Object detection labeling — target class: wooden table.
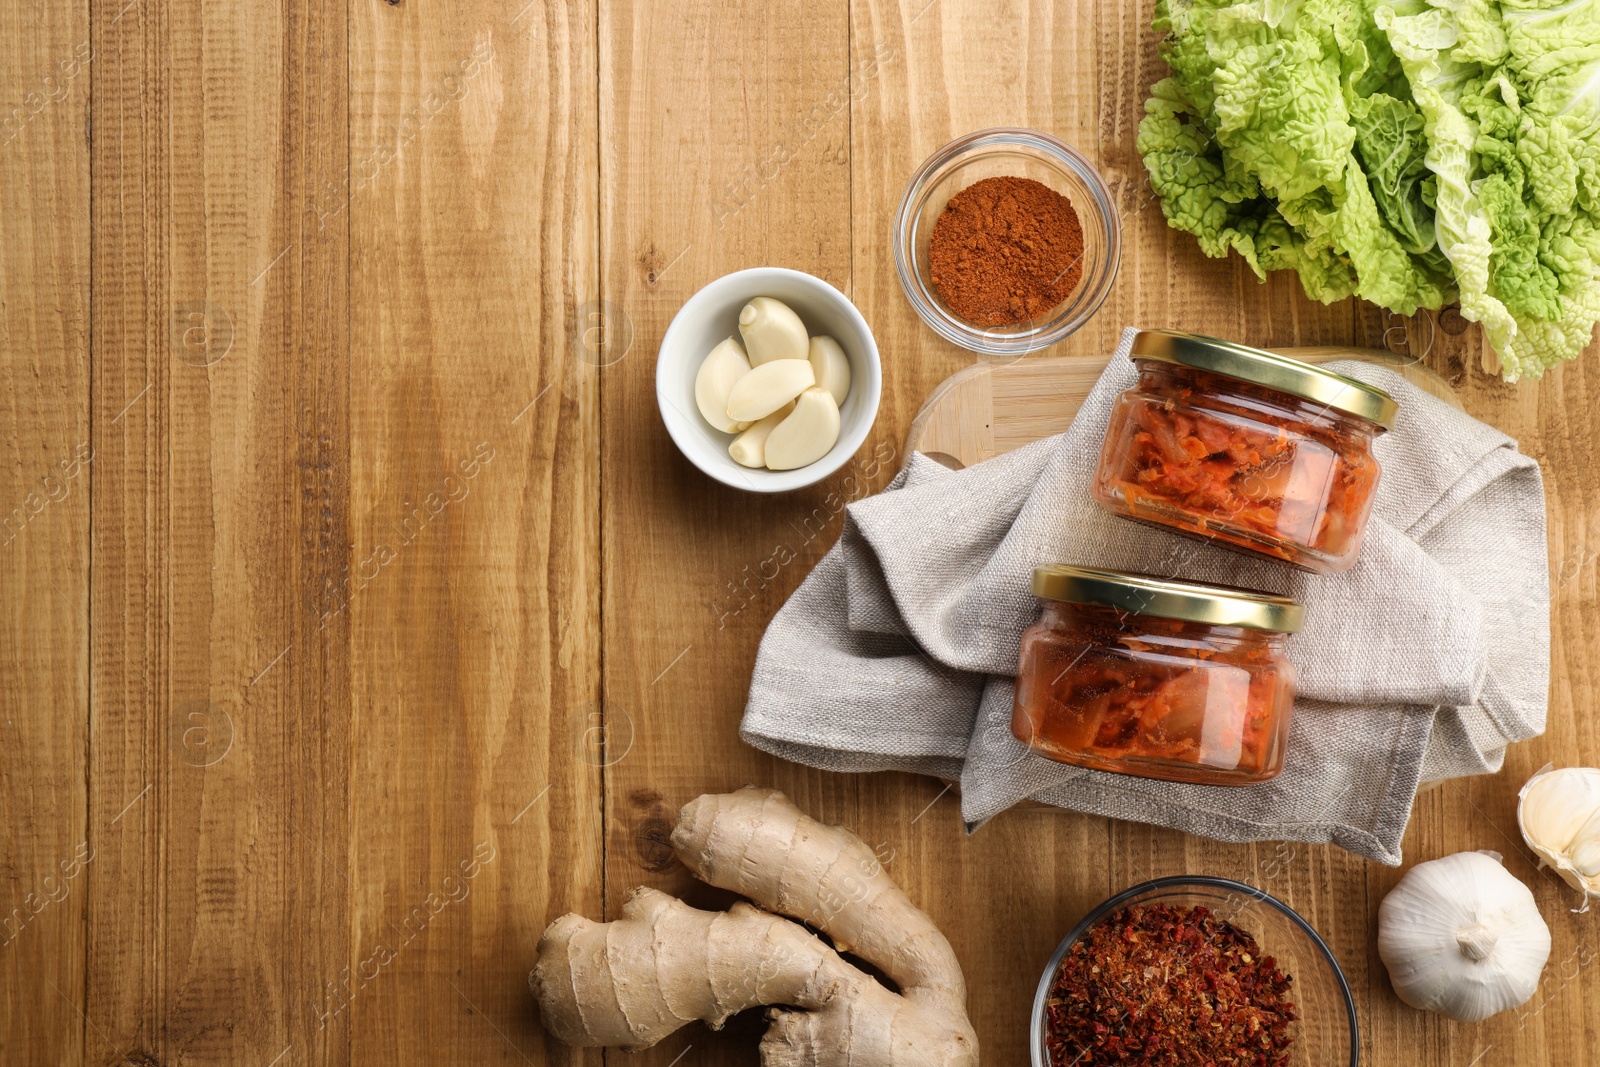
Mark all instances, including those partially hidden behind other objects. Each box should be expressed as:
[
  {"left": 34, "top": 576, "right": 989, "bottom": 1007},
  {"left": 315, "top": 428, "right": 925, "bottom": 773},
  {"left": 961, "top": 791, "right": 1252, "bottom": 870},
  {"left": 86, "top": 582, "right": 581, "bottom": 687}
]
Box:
[{"left": 3, "top": 2, "right": 1596, "bottom": 1064}]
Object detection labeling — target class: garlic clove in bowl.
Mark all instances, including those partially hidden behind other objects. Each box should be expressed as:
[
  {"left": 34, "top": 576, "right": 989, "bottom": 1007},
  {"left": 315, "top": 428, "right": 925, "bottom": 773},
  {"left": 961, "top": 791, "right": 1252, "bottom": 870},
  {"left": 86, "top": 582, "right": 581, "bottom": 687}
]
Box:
[
  {"left": 808, "top": 335, "right": 852, "bottom": 406},
  {"left": 1519, "top": 766, "right": 1600, "bottom": 899},
  {"left": 726, "top": 359, "right": 815, "bottom": 424},
  {"left": 738, "top": 297, "right": 810, "bottom": 365},
  {"left": 764, "top": 387, "right": 840, "bottom": 471},
  {"left": 1377, "top": 851, "right": 1550, "bottom": 1022},
  {"left": 728, "top": 402, "right": 794, "bottom": 469},
  {"left": 694, "top": 336, "right": 754, "bottom": 433}
]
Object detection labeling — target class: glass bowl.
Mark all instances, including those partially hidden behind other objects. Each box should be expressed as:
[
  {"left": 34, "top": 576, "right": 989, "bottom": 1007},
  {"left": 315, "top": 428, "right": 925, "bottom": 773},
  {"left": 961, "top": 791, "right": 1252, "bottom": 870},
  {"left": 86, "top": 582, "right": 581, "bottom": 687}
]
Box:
[
  {"left": 894, "top": 128, "right": 1121, "bottom": 357},
  {"left": 1030, "top": 876, "right": 1358, "bottom": 1067}
]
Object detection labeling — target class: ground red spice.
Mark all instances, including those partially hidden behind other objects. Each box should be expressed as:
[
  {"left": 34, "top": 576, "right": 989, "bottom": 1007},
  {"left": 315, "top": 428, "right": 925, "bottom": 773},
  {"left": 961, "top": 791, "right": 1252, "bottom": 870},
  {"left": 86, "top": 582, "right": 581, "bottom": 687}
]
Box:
[
  {"left": 1045, "top": 903, "right": 1296, "bottom": 1067},
  {"left": 928, "top": 175, "right": 1085, "bottom": 326}
]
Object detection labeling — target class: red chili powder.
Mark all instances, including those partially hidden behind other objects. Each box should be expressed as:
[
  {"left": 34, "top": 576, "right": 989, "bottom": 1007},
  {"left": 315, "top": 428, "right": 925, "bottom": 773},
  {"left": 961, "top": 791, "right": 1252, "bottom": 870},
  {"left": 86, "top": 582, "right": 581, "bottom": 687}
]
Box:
[
  {"left": 927, "top": 175, "right": 1085, "bottom": 327},
  {"left": 1045, "top": 903, "right": 1296, "bottom": 1066}
]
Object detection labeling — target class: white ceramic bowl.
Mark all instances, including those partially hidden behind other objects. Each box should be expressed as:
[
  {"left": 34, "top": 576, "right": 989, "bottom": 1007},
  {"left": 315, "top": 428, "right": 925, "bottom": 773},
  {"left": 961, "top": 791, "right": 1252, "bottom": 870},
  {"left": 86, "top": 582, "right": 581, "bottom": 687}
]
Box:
[{"left": 656, "top": 268, "right": 882, "bottom": 493}]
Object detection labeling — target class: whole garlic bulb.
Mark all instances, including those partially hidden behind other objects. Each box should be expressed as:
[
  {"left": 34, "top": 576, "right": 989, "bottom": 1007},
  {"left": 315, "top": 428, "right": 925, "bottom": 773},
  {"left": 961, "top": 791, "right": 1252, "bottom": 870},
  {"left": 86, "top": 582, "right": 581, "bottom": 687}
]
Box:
[
  {"left": 1377, "top": 851, "right": 1550, "bottom": 1022},
  {"left": 1518, "top": 766, "right": 1600, "bottom": 899}
]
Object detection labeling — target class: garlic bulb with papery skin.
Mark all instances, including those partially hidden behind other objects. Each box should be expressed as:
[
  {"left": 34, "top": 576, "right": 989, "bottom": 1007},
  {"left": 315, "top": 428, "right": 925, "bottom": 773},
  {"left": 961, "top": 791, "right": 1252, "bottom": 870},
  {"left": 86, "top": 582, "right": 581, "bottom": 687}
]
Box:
[
  {"left": 1519, "top": 766, "right": 1600, "bottom": 899},
  {"left": 1377, "top": 851, "right": 1550, "bottom": 1022}
]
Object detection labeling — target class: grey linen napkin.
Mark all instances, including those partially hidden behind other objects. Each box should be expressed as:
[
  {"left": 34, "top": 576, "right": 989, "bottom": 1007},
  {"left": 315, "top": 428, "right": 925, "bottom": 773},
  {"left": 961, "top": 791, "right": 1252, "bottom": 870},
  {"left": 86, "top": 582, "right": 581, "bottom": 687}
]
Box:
[{"left": 741, "top": 328, "right": 1549, "bottom": 864}]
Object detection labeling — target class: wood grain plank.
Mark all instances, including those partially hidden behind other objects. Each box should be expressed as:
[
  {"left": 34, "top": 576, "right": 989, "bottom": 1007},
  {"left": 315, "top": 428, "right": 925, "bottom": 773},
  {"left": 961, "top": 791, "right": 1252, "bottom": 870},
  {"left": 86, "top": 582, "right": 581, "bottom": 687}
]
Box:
[
  {"left": 86, "top": 0, "right": 352, "bottom": 1063},
  {"left": 845, "top": 2, "right": 1121, "bottom": 1064},
  {"left": 345, "top": 3, "right": 602, "bottom": 1063},
  {"left": 0, "top": 0, "right": 90, "bottom": 1061},
  {"left": 598, "top": 2, "right": 871, "bottom": 1063}
]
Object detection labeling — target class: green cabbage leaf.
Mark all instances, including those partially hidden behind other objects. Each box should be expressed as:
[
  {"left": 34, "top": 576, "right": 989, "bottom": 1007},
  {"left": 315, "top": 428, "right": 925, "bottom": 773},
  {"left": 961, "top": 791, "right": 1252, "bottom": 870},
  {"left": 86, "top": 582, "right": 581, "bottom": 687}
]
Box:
[{"left": 1140, "top": 0, "right": 1600, "bottom": 380}]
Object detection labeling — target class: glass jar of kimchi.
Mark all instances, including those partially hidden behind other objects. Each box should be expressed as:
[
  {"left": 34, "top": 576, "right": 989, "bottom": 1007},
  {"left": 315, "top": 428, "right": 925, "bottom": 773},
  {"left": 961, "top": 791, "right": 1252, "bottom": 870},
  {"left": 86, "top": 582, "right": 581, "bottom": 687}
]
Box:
[
  {"left": 1012, "top": 565, "right": 1303, "bottom": 786},
  {"left": 1093, "top": 330, "right": 1398, "bottom": 574}
]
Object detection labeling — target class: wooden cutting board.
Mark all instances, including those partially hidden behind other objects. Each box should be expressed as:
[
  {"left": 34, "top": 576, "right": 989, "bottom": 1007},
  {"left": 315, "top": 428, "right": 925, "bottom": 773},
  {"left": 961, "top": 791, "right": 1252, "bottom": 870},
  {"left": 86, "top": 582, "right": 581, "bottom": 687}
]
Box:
[{"left": 905, "top": 346, "right": 1462, "bottom": 469}]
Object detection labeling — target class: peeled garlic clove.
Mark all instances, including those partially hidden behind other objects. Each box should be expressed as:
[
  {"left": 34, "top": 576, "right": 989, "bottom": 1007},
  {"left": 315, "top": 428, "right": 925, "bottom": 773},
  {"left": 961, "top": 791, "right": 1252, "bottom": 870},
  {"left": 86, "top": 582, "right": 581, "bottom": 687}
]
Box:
[
  {"left": 738, "top": 297, "right": 809, "bottom": 365},
  {"left": 725, "top": 358, "right": 815, "bottom": 423},
  {"left": 1518, "top": 766, "right": 1600, "bottom": 897},
  {"left": 764, "top": 387, "right": 840, "bottom": 471},
  {"left": 728, "top": 402, "right": 794, "bottom": 468},
  {"left": 1377, "top": 851, "right": 1550, "bottom": 1022},
  {"left": 694, "top": 337, "right": 753, "bottom": 433},
  {"left": 808, "top": 335, "right": 852, "bottom": 406}
]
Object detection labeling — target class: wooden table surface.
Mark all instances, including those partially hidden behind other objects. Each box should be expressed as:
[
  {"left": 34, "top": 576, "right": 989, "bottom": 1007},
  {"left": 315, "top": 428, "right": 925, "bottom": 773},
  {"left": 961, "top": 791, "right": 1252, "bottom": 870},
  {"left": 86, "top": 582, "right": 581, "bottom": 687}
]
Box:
[{"left": 3, "top": 1, "right": 1597, "bottom": 1064}]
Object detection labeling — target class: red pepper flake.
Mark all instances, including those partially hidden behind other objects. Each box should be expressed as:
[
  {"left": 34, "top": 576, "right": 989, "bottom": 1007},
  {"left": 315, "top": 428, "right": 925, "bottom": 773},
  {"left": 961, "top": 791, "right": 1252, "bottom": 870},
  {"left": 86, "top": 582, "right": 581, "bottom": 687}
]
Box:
[{"left": 1045, "top": 903, "right": 1296, "bottom": 1066}]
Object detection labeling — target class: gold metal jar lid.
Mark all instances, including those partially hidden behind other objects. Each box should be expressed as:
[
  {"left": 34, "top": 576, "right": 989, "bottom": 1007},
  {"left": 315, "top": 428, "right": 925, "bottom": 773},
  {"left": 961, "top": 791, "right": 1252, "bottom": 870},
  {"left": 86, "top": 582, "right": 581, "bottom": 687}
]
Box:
[
  {"left": 1130, "top": 329, "right": 1398, "bottom": 430},
  {"left": 1032, "top": 565, "right": 1304, "bottom": 633}
]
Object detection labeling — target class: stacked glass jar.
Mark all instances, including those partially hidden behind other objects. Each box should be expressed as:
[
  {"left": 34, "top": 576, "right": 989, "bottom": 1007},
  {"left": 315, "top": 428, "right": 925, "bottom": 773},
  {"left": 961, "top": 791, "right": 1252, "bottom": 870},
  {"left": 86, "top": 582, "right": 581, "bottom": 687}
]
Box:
[{"left": 1012, "top": 331, "right": 1398, "bottom": 785}]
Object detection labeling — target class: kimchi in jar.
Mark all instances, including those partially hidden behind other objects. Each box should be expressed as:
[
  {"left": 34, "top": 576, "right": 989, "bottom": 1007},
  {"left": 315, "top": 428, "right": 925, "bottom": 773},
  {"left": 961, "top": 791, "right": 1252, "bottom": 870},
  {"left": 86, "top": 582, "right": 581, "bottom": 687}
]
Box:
[
  {"left": 1093, "top": 331, "right": 1398, "bottom": 574},
  {"left": 1012, "top": 566, "right": 1303, "bottom": 786}
]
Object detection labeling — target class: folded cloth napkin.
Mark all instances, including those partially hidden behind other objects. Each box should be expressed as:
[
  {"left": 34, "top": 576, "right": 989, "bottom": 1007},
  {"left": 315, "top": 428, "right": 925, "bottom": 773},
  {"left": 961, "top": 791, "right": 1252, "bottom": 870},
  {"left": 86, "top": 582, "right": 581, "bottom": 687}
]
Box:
[{"left": 741, "top": 328, "right": 1550, "bottom": 864}]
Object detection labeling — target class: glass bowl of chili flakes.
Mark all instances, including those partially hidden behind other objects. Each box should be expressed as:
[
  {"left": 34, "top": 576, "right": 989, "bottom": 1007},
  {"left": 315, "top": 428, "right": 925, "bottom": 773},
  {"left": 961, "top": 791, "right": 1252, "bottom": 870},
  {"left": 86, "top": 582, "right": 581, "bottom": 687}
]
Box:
[
  {"left": 894, "top": 128, "right": 1121, "bottom": 357},
  {"left": 1031, "top": 876, "right": 1357, "bottom": 1067}
]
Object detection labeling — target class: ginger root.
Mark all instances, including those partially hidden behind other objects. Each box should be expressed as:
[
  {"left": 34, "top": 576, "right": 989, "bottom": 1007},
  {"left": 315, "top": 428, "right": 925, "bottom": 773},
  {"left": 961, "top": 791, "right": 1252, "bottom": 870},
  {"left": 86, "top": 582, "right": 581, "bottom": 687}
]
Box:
[{"left": 531, "top": 786, "right": 978, "bottom": 1066}]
